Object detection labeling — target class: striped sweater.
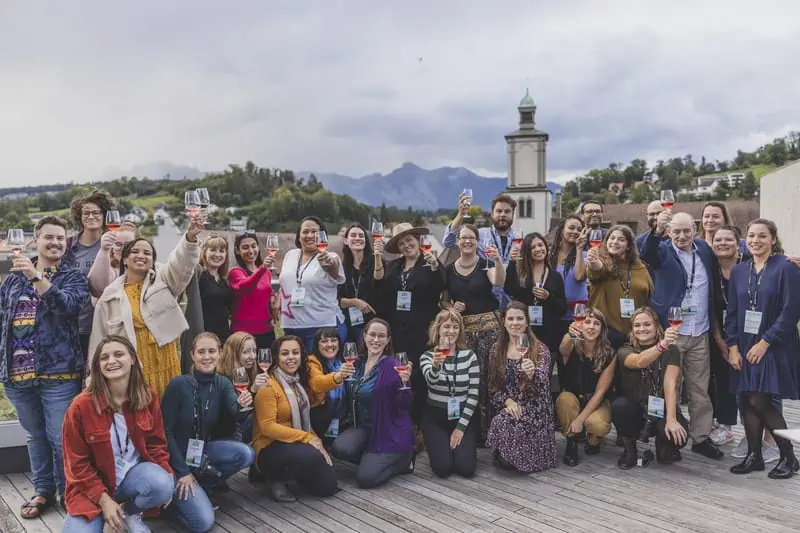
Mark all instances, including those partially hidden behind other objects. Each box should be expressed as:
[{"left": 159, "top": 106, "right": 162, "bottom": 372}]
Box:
[{"left": 419, "top": 348, "right": 480, "bottom": 432}]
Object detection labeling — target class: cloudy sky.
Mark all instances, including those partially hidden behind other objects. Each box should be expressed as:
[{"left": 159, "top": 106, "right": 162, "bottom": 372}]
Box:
[{"left": 2, "top": 1, "right": 799, "bottom": 186}]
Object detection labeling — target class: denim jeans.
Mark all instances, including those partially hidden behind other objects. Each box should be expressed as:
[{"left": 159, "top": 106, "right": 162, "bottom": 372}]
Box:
[
  {"left": 285, "top": 319, "right": 347, "bottom": 353},
  {"left": 5, "top": 379, "right": 81, "bottom": 496},
  {"left": 169, "top": 440, "right": 255, "bottom": 533},
  {"left": 62, "top": 462, "right": 173, "bottom": 533}
]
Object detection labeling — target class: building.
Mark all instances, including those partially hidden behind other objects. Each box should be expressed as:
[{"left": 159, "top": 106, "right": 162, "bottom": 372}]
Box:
[
  {"left": 503, "top": 89, "right": 551, "bottom": 236},
  {"left": 760, "top": 160, "right": 800, "bottom": 256},
  {"left": 679, "top": 176, "right": 722, "bottom": 199}
]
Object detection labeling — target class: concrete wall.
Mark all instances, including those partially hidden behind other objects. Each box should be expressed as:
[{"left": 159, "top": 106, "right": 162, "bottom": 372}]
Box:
[{"left": 760, "top": 160, "right": 800, "bottom": 257}]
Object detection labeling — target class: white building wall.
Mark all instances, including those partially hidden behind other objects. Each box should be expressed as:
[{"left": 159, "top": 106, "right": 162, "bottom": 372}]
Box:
[
  {"left": 508, "top": 191, "right": 552, "bottom": 237},
  {"left": 760, "top": 160, "right": 800, "bottom": 256}
]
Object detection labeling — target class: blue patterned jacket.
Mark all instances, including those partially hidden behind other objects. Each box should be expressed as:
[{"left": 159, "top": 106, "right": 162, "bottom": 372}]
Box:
[{"left": 0, "top": 262, "right": 90, "bottom": 382}]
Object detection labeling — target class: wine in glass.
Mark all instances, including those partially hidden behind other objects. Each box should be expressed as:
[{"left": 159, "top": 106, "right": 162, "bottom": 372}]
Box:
[
  {"left": 573, "top": 303, "right": 588, "bottom": 339},
  {"left": 482, "top": 233, "right": 494, "bottom": 271},
  {"left": 395, "top": 352, "right": 411, "bottom": 390},
  {"left": 315, "top": 231, "right": 329, "bottom": 252},
  {"left": 258, "top": 349, "right": 272, "bottom": 373},
  {"left": 371, "top": 221, "right": 384, "bottom": 243},
  {"left": 7, "top": 229, "right": 25, "bottom": 256},
  {"left": 589, "top": 229, "right": 603, "bottom": 249},
  {"left": 196, "top": 188, "right": 211, "bottom": 224},
  {"left": 437, "top": 336, "right": 452, "bottom": 359},
  {"left": 184, "top": 190, "right": 201, "bottom": 218},
  {"left": 265, "top": 234, "right": 279, "bottom": 272},
  {"left": 420, "top": 234, "right": 433, "bottom": 254},
  {"left": 106, "top": 211, "right": 122, "bottom": 232},
  {"left": 660, "top": 189, "right": 675, "bottom": 210},
  {"left": 511, "top": 227, "right": 523, "bottom": 247},
  {"left": 233, "top": 367, "right": 253, "bottom": 411},
  {"left": 668, "top": 307, "right": 683, "bottom": 329},
  {"left": 343, "top": 342, "right": 358, "bottom": 381},
  {"left": 461, "top": 188, "right": 473, "bottom": 207},
  {"left": 516, "top": 334, "right": 530, "bottom": 357}
]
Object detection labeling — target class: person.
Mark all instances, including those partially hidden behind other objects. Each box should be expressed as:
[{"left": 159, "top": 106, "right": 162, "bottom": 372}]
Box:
[
  {"left": 419, "top": 309, "right": 480, "bottom": 478},
  {"left": 62, "top": 336, "right": 173, "bottom": 533},
  {"left": 89, "top": 214, "right": 203, "bottom": 397},
  {"left": 215, "top": 331, "right": 267, "bottom": 444},
  {"left": 0, "top": 216, "right": 89, "bottom": 519},
  {"left": 339, "top": 223, "right": 378, "bottom": 343},
  {"left": 556, "top": 307, "right": 616, "bottom": 466},
  {"left": 442, "top": 193, "right": 519, "bottom": 310},
  {"left": 252, "top": 335, "right": 351, "bottom": 502},
  {"left": 580, "top": 201, "right": 606, "bottom": 236},
  {"left": 485, "top": 301, "right": 556, "bottom": 473},
  {"left": 87, "top": 221, "right": 139, "bottom": 296},
  {"left": 279, "top": 217, "right": 346, "bottom": 352},
  {"left": 634, "top": 200, "right": 665, "bottom": 255},
  {"left": 63, "top": 189, "right": 115, "bottom": 361},
  {"left": 697, "top": 201, "right": 732, "bottom": 247},
  {"left": 160, "top": 333, "right": 256, "bottom": 532},
  {"left": 641, "top": 210, "right": 724, "bottom": 459},
  {"left": 229, "top": 231, "right": 276, "bottom": 350},
  {"left": 331, "top": 319, "right": 415, "bottom": 488},
  {"left": 612, "top": 307, "right": 689, "bottom": 468},
  {"left": 442, "top": 224, "right": 504, "bottom": 442},
  {"left": 548, "top": 215, "right": 588, "bottom": 334},
  {"left": 374, "top": 222, "right": 445, "bottom": 425},
  {"left": 726, "top": 219, "right": 800, "bottom": 479},
  {"left": 309, "top": 328, "right": 348, "bottom": 441},
  {"left": 586, "top": 225, "right": 653, "bottom": 349}
]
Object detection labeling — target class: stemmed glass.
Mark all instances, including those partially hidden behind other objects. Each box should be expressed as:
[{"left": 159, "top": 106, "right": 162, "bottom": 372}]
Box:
[
  {"left": 482, "top": 233, "right": 494, "bottom": 271},
  {"left": 184, "top": 190, "right": 201, "bottom": 218},
  {"left": 461, "top": 188, "right": 473, "bottom": 207},
  {"left": 233, "top": 368, "right": 253, "bottom": 411},
  {"left": 343, "top": 342, "right": 358, "bottom": 382},
  {"left": 258, "top": 349, "right": 272, "bottom": 373},
  {"left": 265, "top": 234, "right": 279, "bottom": 273},
  {"left": 572, "top": 303, "right": 587, "bottom": 340},
  {"left": 437, "top": 336, "right": 453, "bottom": 358},
  {"left": 511, "top": 227, "right": 523, "bottom": 248},
  {"left": 516, "top": 334, "right": 530, "bottom": 357},
  {"left": 315, "top": 231, "right": 329, "bottom": 253},
  {"left": 589, "top": 229, "right": 603, "bottom": 249},
  {"left": 668, "top": 307, "right": 683, "bottom": 329},
  {"left": 395, "top": 352, "right": 411, "bottom": 391},
  {"left": 106, "top": 211, "right": 121, "bottom": 232},
  {"left": 371, "top": 221, "right": 384, "bottom": 243},
  {"left": 420, "top": 235, "right": 434, "bottom": 268},
  {"left": 660, "top": 189, "right": 675, "bottom": 210},
  {"left": 196, "top": 188, "right": 211, "bottom": 224},
  {"left": 7, "top": 229, "right": 25, "bottom": 256}
]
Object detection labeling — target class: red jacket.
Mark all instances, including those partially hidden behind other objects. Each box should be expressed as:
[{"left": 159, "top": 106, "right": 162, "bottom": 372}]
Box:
[
  {"left": 229, "top": 265, "right": 274, "bottom": 334},
  {"left": 62, "top": 390, "right": 173, "bottom": 521}
]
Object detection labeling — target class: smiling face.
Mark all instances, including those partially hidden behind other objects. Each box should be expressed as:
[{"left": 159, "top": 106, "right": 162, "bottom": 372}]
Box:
[
  {"left": 239, "top": 338, "right": 257, "bottom": 369},
  {"left": 504, "top": 308, "right": 528, "bottom": 337},
  {"left": 581, "top": 315, "right": 602, "bottom": 342},
  {"left": 702, "top": 206, "right": 726, "bottom": 236},
  {"left": 397, "top": 234, "right": 420, "bottom": 260},
  {"left": 345, "top": 227, "right": 366, "bottom": 253},
  {"left": 438, "top": 318, "right": 461, "bottom": 345},
  {"left": 98, "top": 340, "right": 134, "bottom": 381},
  {"left": 712, "top": 228, "right": 739, "bottom": 260},
  {"left": 111, "top": 229, "right": 136, "bottom": 267},
  {"left": 646, "top": 201, "right": 663, "bottom": 231},
  {"left": 668, "top": 213, "right": 696, "bottom": 251},
  {"left": 582, "top": 203, "right": 603, "bottom": 228},
  {"left": 632, "top": 312, "right": 658, "bottom": 345},
  {"left": 364, "top": 322, "right": 390, "bottom": 356},
  {"left": 457, "top": 227, "right": 478, "bottom": 255},
  {"left": 35, "top": 223, "right": 67, "bottom": 262},
  {"left": 562, "top": 218, "right": 583, "bottom": 245},
  {"left": 606, "top": 230, "right": 629, "bottom": 258},
  {"left": 81, "top": 202, "right": 105, "bottom": 232},
  {"left": 123, "top": 240, "right": 155, "bottom": 274},
  {"left": 277, "top": 339, "right": 303, "bottom": 375},
  {"left": 205, "top": 244, "right": 227, "bottom": 269},
  {"left": 318, "top": 335, "right": 340, "bottom": 360},
  {"left": 237, "top": 237, "right": 259, "bottom": 265},
  {"left": 191, "top": 336, "right": 221, "bottom": 374},
  {"left": 746, "top": 223, "right": 776, "bottom": 258},
  {"left": 299, "top": 220, "right": 321, "bottom": 252},
  {"left": 529, "top": 237, "right": 547, "bottom": 263}
]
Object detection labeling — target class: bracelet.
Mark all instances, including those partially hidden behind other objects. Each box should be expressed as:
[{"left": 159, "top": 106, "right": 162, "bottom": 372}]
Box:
[{"left": 656, "top": 342, "right": 666, "bottom": 353}]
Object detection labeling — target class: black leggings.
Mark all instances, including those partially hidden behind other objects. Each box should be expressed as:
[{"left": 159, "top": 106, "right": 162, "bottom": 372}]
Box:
[
  {"left": 740, "top": 391, "right": 793, "bottom": 458},
  {"left": 256, "top": 442, "right": 338, "bottom": 496},
  {"left": 421, "top": 407, "right": 477, "bottom": 478}
]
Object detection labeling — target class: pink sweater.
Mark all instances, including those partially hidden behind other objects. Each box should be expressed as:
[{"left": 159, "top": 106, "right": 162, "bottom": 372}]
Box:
[{"left": 229, "top": 265, "right": 274, "bottom": 335}]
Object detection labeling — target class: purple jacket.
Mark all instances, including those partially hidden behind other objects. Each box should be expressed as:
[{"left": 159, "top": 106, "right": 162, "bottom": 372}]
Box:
[{"left": 367, "top": 357, "right": 414, "bottom": 454}]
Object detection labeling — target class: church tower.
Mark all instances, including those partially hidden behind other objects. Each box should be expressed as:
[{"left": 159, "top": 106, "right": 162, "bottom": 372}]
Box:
[{"left": 504, "top": 89, "right": 551, "bottom": 236}]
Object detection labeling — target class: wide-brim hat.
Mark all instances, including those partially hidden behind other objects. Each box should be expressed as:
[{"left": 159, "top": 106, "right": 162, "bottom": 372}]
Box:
[{"left": 385, "top": 222, "right": 429, "bottom": 254}]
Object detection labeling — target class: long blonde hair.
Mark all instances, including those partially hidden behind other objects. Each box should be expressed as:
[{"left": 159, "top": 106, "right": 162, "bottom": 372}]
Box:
[
  {"left": 217, "top": 331, "right": 257, "bottom": 386},
  {"left": 87, "top": 335, "right": 152, "bottom": 414},
  {"left": 200, "top": 235, "right": 231, "bottom": 281},
  {"left": 488, "top": 301, "right": 540, "bottom": 395},
  {"left": 427, "top": 308, "right": 467, "bottom": 350}
]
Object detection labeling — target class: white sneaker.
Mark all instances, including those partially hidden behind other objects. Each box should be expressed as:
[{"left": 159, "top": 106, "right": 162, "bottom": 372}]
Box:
[
  {"left": 763, "top": 444, "right": 780, "bottom": 464},
  {"left": 125, "top": 513, "right": 152, "bottom": 533},
  {"left": 730, "top": 437, "right": 748, "bottom": 458},
  {"left": 710, "top": 425, "right": 735, "bottom": 446}
]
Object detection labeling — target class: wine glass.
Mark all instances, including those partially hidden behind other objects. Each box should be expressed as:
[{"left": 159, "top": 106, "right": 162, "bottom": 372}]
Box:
[
  {"left": 233, "top": 367, "right": 253, "bottom": 411},
  {"left": 461, "top": 188, "right": 473, "bottom": 207},
  {"left": 511, "top": 227, "right": 523, "bottom": 248},
  {"left": 106, "top": 211, "right": 121, "bottom": 232},
  {"left": 315, "top": 231, "right": 329, "bottom": 253},
  {"left": 265, "top": 234, "right": 279, "bottom": 273},
  {"left": 437, "top": 335, "right": 453, "bottom": 359},
  {"left": 482, "top": 233, "right": 494, "bottom": 271},
  {"left": 7, "top": 229, "right": 25, "bottom": 256},
  {"left": 257, "top": 349, "right": 272, "bottom": 373},
  {"left": 184, "top": 190, "right": 201, "bottom": 218},
  {"left": 343, "top": 342, "right": 358, "bottom": 382},
  {"left": 589, "top": 229, "right": 603, "bottom": 249},
  {"left": 420, "top": 235, "right": 434, "bottom": 268},
  {"left": 573, "top": 303, "right": 587, "bottom": 339},
  {"left": 516, "top": 334, "right": 530, "bottom": 357},
  {"left": 660, "top": 189, "right": 675, "bottom": 210},
  {"left": 668, "top": 307, "right": 683, "bottom": 329},
  {"left": 395, "top": 352, "right": 411, "bottom": 391},
  {"left": 371, "top": 221, "right": 384, "bottom": 243},
  {"left": 196, "top": 188, "right": 211, "bottom": 224}
]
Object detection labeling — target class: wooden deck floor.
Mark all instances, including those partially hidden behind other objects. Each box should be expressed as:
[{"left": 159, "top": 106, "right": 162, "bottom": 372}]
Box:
[{"left": 3, "top": 401, "right": 800, "bottom": 533}]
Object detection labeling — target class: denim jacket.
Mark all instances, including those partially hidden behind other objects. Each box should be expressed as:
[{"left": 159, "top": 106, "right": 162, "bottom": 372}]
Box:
[{"left": 0, "top": 263, "right": 90, "bottom": 382}]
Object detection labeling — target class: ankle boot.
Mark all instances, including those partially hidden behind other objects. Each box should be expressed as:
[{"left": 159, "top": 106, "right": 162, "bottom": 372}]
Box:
[
  {"left": 767, "top": 454, "right": 800, "bottom": 479},
  {"left": 617, "top": 438, "right": 638, "bottom": 470},
  {"left": 563, "top": 438, "right": 579, "bottom": 466},
  {"left": 730, "top": 453, "right": 766, "bottom": 474}
]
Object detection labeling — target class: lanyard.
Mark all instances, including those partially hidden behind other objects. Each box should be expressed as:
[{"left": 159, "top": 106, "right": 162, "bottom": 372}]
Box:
[
  {"left": 295, "top": 253, "right": 318, "bottom": 286},
  {"left": 399, "top": 265, "right": 415, "bottom": 292},
  {"left": 111, "top": 413, "right": 130, "bottom": 457},
  {"left": 532, "top": 266, "right": 548, "bottom": 305},
  {"left": 675, "top": 247, "right": 697, "bottom": 291},
  {"left": 643, "top": 356, "right": 663, "bottom": 397},
  {"left": 747, "top": 258, "right": 769, "bottom": 311},
  {"left": 352, "top": 356, "right": 383, "bottom": 428},
  {"left": 616, "top": 264, "right": 633, "bottom": 298},
  {"left": 350, "top": 267, "right": 362, "bottom": 299},
  {"left": 443, "top": 351, "right": 458, "bottom": 396},
  {"left": 488, "top": 227, "right": 512, "bottom": 264},
  {"left": 192, "top": 381, "right": 214, "bottom": 440}
]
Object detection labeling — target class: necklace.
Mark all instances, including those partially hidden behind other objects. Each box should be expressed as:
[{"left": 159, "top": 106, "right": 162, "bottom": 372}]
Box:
[{"left": 457, "top": 256, "right": 479, "bottom": 271}]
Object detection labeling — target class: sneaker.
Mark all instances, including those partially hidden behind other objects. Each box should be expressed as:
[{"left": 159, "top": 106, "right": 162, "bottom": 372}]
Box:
[
  {"left": 730, "top": 437, "right": 748, "bottom": 458},
  {"left": 763, "top": 444, "right": 780, "bottom": 464},
  {"left": 710, "top": 425, "right": 735, "bottom": 446},
  {"left": 125, "top": 513, "right": 152, "bottom": 533}
]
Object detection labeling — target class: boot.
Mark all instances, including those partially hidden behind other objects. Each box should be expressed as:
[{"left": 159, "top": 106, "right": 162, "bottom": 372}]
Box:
[
  {"left": 563, "top": 438, "right": 579, "bottom": 466},
  {"left": 617, "top": 438, "right": 637, "bottom": 470},
  {"left": 767, "top": 454, "right": 799, "bottom": 479}
]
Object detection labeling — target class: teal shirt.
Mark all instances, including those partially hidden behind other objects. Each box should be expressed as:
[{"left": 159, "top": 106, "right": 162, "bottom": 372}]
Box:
[{"left": 351, "top": 356, "right": 385, "bottom": 428}]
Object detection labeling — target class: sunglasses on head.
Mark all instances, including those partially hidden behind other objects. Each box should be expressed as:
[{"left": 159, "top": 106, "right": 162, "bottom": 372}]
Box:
[{"left": 237, "top": 230, "right": 257, "bottom": 238}]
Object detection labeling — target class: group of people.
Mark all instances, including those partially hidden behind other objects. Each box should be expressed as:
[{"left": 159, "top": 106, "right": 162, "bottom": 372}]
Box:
[{"left": 0, "top": 189, "right": 798, "bottom": 533}]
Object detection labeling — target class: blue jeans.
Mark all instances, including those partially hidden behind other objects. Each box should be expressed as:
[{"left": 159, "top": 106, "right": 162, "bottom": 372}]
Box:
[
  {"left": 5, "top": 379, "right": 81, "bottom": 496},
  {"left": 170, "top": 440, "right": 255, "bottom": 533},
  {"left": 62, "top": 462, "right": 173, "bottom": 533}
]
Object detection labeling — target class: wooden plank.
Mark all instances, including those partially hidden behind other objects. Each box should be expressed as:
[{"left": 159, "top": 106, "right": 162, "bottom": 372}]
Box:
[
  {"left": 0, "top": 476, "right": 51, "bottom": 533},
  {"left": 6, "top": 474, "right": 60, "bottom": 533},
  {"left": 298, "top": 495, "right": 409, "bottom": 533},
  {"left": 215, "top": 497, "right": 281, "bottom": 533}
]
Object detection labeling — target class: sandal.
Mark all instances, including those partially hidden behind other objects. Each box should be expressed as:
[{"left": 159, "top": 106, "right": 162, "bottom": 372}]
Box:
[{"left": 20, "top": 493, "right": 55, "bottom": 519}]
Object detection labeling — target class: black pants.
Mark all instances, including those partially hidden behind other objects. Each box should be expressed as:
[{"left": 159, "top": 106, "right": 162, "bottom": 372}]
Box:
[
  {"left": 256, "top": 442, "right": 338, "bottom": 496},
  {"left": 311, "top": 405, "right": 334, "bottom": 441},
  {"left": 709, "top": 342, "right": 738, "bottom": 426},
  {"left": 611, "top": 396, "right": 689, "bottom": 448},
  {"left": 421, "top": 407, "right": 477, "bottom": 478},
  {"left": 330, "top": 427, "right": 412, "bottom": 489}
]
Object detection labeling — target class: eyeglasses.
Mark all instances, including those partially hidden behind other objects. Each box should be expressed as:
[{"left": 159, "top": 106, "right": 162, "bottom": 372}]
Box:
[
  {"left": 81, "top": 210, "right": 103, "bottom": 218},
  {"left": 237, "top": 230, "right": 256, "bottom": 238},
  {"left": 583, "top": 209, "right": 602, "bottom": 215},
  {"left": 366, "top": 333, "right": 388, "bottom": 340}
]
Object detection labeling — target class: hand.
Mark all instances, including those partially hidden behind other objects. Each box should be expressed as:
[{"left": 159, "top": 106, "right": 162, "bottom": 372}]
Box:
[
  {"left": 586, "top": 247, "right": 600, "bottom": 264},
  {"left": 452, "top": 301, "right": 467, "bottom": 314},
  {"left": 373, "top": 239, "right": 385, "bottom": 256},
  {"left": 99, "top": 231, "right": 117, "bottom": 252},
  {"left": 353, "top": 298, "right": 376, "bottom": 315},
  {"left": 485, "top": 245, "right": 499, "bottom": 261},
  {"left": 662, "top": 327, "right": 679, "bottom": 348},
  {"left": 175, "top": 474, "right": 197, "bottom": 501},
  {"left": 665, "top": 419, "right": 687, "bottom": 447},
  {"left": 237, "top": 389, "right": 253, "bottom": 408},
  {"left": 728, "top": 346, "right": 742, "bottom": 371},
  {"left": 99, "top": 494, "right": 125, "bottom": 533},
  {"left": 715, "top": 337, "right": 729, "bottom": 361},
  {"left": 317, "top": 251, "right": 335, "bottom": 268},
  {"left": 787, "top": 257, "right": 800, "bottom": 268},
  {"left": 263, "top": 254, "right": 275, "bottom": 269},
  {"left": 309, "top": 437, "right": 333, "bottom": 466},
  {"left": 568, "top": 321, "right": 583, "bottom": 338},
  {"left": 576, "top": 229, "right": 588, "bottom": 250},
  {"left": 450, "top": 428, "right": 464, "bottom": 450},
  {"left": 252, "top": 372, "right": 268, "bottom": 392},
  {"left": 397, "top": 361, "right": 412, "bottom": 384},
  {"left": 504, "top": 399, "right": 522, "bottom": 420},
  {"left": 509, "top": 246, "right": 522, "bottom": 262},
  {"left": 746, "top": 340, "right": 769, "bottom": 364},
  {"left": 567, "top": 418, "right": 585, "bottom": 436},
  {"left": 432, "top": 348, "right": 446, "bottom": 369},
  {"left": 655, "top": 211, "right": 672, "bottom": 234},
  {"left": 11, "top": 255, "right": 38, "bottom": 280},
  {"left": 532, "top": 287, "right": 550, "bottom": 300},
  {"left": 186, "top": 213, "right": 204, "bottom": 241},
  {"left": 520, "top": 358, "right": 535, "bottom": 378},
  {"left": 422, "top": 251, "right": 438, "bottom": 269},
  {"left": 338, "top": 361, "right": 355, "bottom": 379},
  {"left": 457, "top": 192, "right": 470, "bottom": 214}
]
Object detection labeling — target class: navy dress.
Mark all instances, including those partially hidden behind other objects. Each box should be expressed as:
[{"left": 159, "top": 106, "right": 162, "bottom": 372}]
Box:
[{"left": 724, "top": 255, "right": 800, "bottom": 399}]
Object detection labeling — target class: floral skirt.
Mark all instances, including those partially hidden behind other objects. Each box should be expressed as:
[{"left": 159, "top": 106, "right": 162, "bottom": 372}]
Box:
[{"left": 463, "top": 312, "right": 501, "bottom": 445}]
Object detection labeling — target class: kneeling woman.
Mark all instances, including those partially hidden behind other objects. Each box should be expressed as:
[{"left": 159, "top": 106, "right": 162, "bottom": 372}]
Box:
[
  {"left": 419, "top": 309, "right": 480, "bottom": 478},
  {"left": 612, "top": 307, "right": 688, "bottom": 469},
  {"left": 556, "top": 307, "right": 616, "bottom": 466},
  {"left": 486, "top": 301, "right": 556, "bottom": 473},
  {"left": 309, "top": 328, "right": 349, "bottom": 440},
  {"left": 331, "top": 319, "right": 415, "bottom": 488},
  {"left": 63, "top": 336, "right": 173, "bottom": 533},
  {"left": 161, "top": 333, "right": 256, "bottom": 533},
  {"left": 253, "top": 335, "right": 352, "bottom": 502}
]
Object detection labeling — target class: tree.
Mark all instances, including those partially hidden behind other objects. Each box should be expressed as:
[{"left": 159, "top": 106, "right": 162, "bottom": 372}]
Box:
[
  {"left": 467, "top": 205, "right": 483, "bottom": 218},
  {"left": 716, "top": 160, "right": 729, "bottom": 172},
  {"left": 713, "top": 180, "right": 731, "bottom": 201},
  {"left": 739, "top": 171, "right": 758, "bottom": 200},
  {"left": 379, "top": 202, "right": 389, "bottom": 223}
]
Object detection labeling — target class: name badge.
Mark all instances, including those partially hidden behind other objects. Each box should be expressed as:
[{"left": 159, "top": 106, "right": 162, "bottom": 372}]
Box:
[
  {"left": 348, "top": 307, "right": 365, "bottom": 325},
  {"left": 115, "top": 457, "right": 133, "bottom": 481},
  {"left": 680, "top": 290, "right": 697, "bottom": 316},
  {"left": 744, "top": 310, "right": 763, "bottom": 335},
  {"left": 447, "top": 397, "right": 461, "bottom": 420},
  {"left": 185, "top": 438, "right": 205, "bottom": 467},
  {"left": 325, "top": 418, "right": 340, "bottom": 438},
  {"left": 396, "top": 291, "right": 412, "bottom": 311},
  {"left": 291, "top": 287, "right": 306, "bottom": 307},
  {"left": 528, "top": 305, "right": 544, "bottom": 326},
  {"left": 620, "top": 298, "right": 635, "bottom": 319},
  {"left": 647, "top": 395, "right": 665, "bottom": 419}
]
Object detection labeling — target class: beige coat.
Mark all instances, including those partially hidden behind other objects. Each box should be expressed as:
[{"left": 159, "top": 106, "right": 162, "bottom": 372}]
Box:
[{"left": 88, "top": 235, "right": 200, "bottom": 366}]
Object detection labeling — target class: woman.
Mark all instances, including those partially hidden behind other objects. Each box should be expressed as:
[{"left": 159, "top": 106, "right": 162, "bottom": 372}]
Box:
[
  {"left": 160, "top": 333, "right": 256, "bottom": 532},
  {"left": 331, "top": 319, "right": 415, "bottom": 488},
  {"left": 252, "top": 335, "right": 351, "bottom": 502},
  {"left": 89, "top": 214, "right": 203, "bottom": 397},
  {"left": 587, "top": 224, "right": 653, "bottom": 349},
  {"left": 549, "top": 215, "right": 589, "bottom": 329},
  {"left": 62, "top": 336, "right": 173, "bottom": 533},
  {"left": 339, "top": 223, "right": 377, "bottom": 343},
  {"left": 309, "top": 328, "right": 347, "bottom": 440},
  {"left": 698, "top": 201, "right": 733, "bottom": 247},
  {"left": 197, "top": 235, "right": 234, "bottom": 343},
  {"left": 419, "top": 309, "right": 480, "bottom": 478},
  {"left": 87, "top": 221, "right": 140, "bottom": 297},
  {"left": 216, "top": 332, "right": 268, "bottom": 444},
  {"left": 485, "top": 301, "right": 556, "bottom": 473},
  {"left": 443, "top": 224, "right": 504, "bottom": 442},
  {"left": 612, "top": 307, "right": 688, "bottom": 469},
  {"left": 279, "top": 217, "right": 346, "bottom": 352},
  {"left": 375, "top": 222, "right": 445, "bottom": 424},
  {"left": 230, "top": 231, "right": 276, "bottom": 350},
  {"left": 556, "top": 308, "right": 616, "bottom": 466},
  {"left": 726, "top": 219, "right": 800, "bottom": 479}
]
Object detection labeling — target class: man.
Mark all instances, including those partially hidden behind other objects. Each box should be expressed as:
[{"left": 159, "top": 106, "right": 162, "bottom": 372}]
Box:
[
  {"left": 62, "top": 189, "right": 114, "bottom": 360},
  {"left": 580, "top": 201, "right": 605, "bottom": 234},
  {"left": 635, "top": 200, "right": 665, "bottom": 254},
  {"left": 0, "top": 216, "right": 89, "bottom": 518},
  {"left": 443, "top": 192, "right": 517, "bottom": 309},
  {"left": 641, "top": 211, "right": 723, "bottom": 459}
]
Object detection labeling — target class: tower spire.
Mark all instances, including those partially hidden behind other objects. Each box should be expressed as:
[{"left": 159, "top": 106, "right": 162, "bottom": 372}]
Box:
[{"left": 517, "top": 89, "right": 536, "bottom": 129}]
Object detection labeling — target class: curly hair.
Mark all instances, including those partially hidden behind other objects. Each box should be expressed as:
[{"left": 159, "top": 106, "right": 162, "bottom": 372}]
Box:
[{"left": 69, "top": 189, "right": 116, "bottom": 231}]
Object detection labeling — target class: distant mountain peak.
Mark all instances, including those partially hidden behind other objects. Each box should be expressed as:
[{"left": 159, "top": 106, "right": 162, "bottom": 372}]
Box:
[{"left": 400, "top": 162, "right": 422, "bottom": 171}]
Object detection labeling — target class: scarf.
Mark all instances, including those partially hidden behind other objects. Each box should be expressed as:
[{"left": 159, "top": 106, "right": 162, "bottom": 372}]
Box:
[
  {"left": 273, "top": 368, "right": 311, "bottom": 432},
  {"left": 325, "top": 359, "right": 345, "bottom": 406}
]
